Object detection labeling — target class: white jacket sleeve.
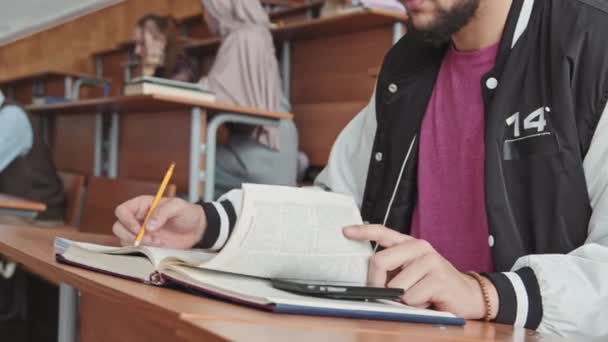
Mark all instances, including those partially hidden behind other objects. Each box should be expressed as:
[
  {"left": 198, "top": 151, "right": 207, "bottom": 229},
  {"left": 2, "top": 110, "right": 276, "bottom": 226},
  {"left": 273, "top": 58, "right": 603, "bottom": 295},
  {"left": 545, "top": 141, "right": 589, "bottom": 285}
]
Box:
[
  {"left": 314, "top": 91, "right": 378, "bottom": 207},
  {"left": 486, "top": 102, "right": 608, "bottom": 339}
]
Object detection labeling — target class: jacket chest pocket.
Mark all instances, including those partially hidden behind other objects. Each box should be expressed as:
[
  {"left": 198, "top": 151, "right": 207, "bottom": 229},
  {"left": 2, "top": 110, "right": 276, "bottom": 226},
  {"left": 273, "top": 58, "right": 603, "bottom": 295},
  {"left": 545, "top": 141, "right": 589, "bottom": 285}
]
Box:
[
  {"left": 503, "top": 132, "right": 560, "bottom": 160},
  {"left": 502, "top": 107, "right": 561, "bottom": 160}
]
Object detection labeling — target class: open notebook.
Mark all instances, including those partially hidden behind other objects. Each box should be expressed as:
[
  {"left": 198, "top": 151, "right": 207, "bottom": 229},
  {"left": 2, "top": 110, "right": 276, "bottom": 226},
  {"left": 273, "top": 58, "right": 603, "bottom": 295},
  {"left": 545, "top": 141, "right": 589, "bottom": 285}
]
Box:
[{"left": 54, "top": 184, "right": 465, "bottom": 325}]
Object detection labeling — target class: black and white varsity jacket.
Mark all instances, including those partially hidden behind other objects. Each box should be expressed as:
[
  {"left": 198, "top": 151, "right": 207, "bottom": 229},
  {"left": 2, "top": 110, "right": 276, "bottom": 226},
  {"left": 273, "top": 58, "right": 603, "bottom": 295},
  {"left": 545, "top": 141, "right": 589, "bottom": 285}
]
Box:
[{"left": 197, "top": 0, "right": 608, "bottom": 338}]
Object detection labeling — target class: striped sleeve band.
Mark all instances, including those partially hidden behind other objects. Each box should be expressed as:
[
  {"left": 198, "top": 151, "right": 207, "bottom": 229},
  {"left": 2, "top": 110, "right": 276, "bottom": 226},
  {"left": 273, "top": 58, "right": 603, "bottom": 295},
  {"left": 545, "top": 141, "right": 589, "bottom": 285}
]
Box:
[
  {"left": 482, "top": 267, "right": 543, "bottom": 329},
  {"left": 195, "top": 200, "right": 237, "bottom": 251}
]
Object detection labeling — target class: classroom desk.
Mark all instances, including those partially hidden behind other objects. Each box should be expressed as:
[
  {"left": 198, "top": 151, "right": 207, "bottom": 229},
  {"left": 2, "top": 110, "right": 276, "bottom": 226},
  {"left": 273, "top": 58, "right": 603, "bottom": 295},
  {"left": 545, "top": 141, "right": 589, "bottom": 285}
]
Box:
[
  {"left": 179, "top": 0, "right": 324, "bottom": 38},
  {"left": 0, "top": 225, "right": 568, "bottom": 342},
  {"left": 0, "top": 70, "right": 108, "bottom": 148},
  {"left": 0, "top": 69, "right": 99, "bottom": 104},
  {"left": 186, "top": 8, "right": 406, "bottom": 90},
  {"left": 179, "top": 316, "right": 562, "bottom": 342},
  {"left": 26, "top": 94, "right": 292, "bottom": 202},
  {"left": 0, "top": 194, "right": 46, "bottom": 218}
]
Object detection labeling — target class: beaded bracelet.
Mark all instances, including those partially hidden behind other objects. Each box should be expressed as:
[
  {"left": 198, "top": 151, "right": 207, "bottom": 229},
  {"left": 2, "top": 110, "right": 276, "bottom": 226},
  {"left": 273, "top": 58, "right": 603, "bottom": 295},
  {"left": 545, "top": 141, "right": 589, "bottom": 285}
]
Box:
[{"left": 467, "top": 271, "right": 493, "bottom": 322}]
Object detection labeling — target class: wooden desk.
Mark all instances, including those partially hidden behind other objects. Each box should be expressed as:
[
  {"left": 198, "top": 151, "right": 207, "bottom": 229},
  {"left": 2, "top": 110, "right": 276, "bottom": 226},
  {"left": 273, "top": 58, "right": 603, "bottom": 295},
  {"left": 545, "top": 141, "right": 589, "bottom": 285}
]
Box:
[
  {"left": 0, "top": 70, "right": 108, "bottom": 165},
  {"left": 26, "top": 95, "right": 292, "bottom": 201},
  {"left": 179, "top": 0, "right": 323, "bottom": 39},
  {"left": 179, "top": 317, "right": 562, "bottom": 342},
  {"left": 0, "top": 69, "right": 104, "bottom": 105},
  {"left": 0, "top": 225, "right": 566, "bottom": 342},
  {"left": 0, "top": 194, "right": 46, "bottom": 218},
  {"left": 185, "top": 8, "right": 407, "bottom": 166}
]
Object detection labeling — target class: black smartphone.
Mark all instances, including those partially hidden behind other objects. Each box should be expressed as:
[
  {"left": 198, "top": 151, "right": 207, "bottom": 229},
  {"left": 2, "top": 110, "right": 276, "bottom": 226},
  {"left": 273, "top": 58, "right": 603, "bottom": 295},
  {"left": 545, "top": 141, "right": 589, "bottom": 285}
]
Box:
[{"left": 271, "top": 279, "right": 404, "bottom": 301}]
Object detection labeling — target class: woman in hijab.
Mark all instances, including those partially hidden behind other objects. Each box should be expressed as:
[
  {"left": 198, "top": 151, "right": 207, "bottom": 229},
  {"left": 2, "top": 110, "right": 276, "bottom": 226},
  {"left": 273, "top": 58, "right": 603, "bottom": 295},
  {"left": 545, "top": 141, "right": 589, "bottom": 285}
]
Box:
[
  {"left": 200, "top": 0, "right": 300, "bottom": 198},
  {"left": 133, "top": 14, "right": 199, "bottom": 82}
]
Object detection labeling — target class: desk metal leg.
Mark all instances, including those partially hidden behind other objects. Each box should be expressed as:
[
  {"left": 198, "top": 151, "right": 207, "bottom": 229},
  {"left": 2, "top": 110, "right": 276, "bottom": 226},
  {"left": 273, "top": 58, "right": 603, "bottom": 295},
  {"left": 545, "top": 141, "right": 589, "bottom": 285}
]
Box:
[
  {"left": 281, "top": 40, "right": 291, "bottom": 97},
  {"left": 64, "top": 77, "right": 73, "bottom": 100},
  {"left": 93, "top": 113, "right": 103, "bottom": 177},
  {"left": 392, "top": 22, "right": 405, "bottom": 44},
  {"left": 58, "top": 283, "right": 78, "bottom": 342},
  {"left": 203, "top": 113, "right": 280, "bottom": 202},
  {"left": 32, "top": 80, "right": 45, "bottom": 100},
  {"left": 107, "top": 112, "right": 120, "bottom": 178},
  {"left": 95, "top": 56, "right": 104, "bottom": 79},
  {"left": 189, "top": 108, "right": 203, "bottom": 203}
]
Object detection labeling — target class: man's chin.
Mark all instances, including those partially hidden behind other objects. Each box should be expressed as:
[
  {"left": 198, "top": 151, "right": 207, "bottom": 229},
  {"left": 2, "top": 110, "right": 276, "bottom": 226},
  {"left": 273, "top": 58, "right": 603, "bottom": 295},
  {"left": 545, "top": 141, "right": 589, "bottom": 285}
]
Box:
[
  {"left": 407, "top": 14, "right": 437, "bottom": 32},
  {"left": 406, "top": 17, "right": 452, "bottom": 47}
]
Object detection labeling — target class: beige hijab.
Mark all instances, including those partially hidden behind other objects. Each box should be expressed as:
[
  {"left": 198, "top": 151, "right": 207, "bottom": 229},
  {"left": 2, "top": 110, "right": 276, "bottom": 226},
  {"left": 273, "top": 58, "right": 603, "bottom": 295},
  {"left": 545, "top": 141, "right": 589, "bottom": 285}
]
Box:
[{"left": 200, "top": 0, "right": 284, "bottom": 149}]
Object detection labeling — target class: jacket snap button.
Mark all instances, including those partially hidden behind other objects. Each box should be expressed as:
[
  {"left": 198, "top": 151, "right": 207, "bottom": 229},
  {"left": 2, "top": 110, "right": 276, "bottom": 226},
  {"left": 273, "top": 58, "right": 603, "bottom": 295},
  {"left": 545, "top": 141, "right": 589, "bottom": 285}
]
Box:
[
  {"left": 375, "top": 152, "right": 383, "bottom": 162},
  {"left": 388, "top": 83, "right": 398, "bottom": 93},
  {"left": 486, "top": 78, "right": 498, "bottom": 90},
  {"left": 488, "top": 235, "right": 495, "bottom": 247}
]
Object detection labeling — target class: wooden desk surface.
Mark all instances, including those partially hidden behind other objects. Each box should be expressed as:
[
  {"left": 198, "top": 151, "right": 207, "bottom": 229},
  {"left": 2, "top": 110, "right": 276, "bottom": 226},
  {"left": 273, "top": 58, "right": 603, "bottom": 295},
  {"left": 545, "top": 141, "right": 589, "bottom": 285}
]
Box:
[
  {"left": 179, "top": 0, "right": 324, "bottom": 27},
  {"left": 0, "top": 69, "right": 96, "bottom": 85},
  {"left": 274, "top": 8, "right": 407, "bottom": 41},
  {"left": 0, "top": 194, "right": 46, "bottom": 212},
  {"left": 180, "top": 316, "right": 566, "bottom": 342},
  {"left": 185, "top": 8, "right": 407, "bottom": 53},
  {"left": 0, "top": 225, "right": 567, "bottom": 342},
  {"left": 25, "top": 94, "right": 293, "bottom": 120},
  {"left": 267, "top": 0, "right": 324, "bottom": 20}
]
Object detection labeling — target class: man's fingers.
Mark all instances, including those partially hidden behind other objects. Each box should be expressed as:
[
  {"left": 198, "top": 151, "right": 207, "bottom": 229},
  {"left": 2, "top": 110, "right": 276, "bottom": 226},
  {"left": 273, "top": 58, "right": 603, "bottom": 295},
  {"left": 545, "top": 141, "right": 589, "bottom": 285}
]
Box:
[
  {"left": 400, "top": 277, "right": 438, "bottom": 308},
  {"left": 147, "top": 198, "right": 186, "bottom": 232},
  {"left": 385, "top": 254, "right": 437, "bottom": 293},
  {"left": 343, "top": 225, "right": 411, "bottom": 248},
  {"left": 115, "top": 196, "right": 154, "bottom": 234},
  {"left": 113, "top": 222, "right": 153, "bottom": 246},
  {"left": 367, "top": 240, "right": 436, "bottom": 286}
]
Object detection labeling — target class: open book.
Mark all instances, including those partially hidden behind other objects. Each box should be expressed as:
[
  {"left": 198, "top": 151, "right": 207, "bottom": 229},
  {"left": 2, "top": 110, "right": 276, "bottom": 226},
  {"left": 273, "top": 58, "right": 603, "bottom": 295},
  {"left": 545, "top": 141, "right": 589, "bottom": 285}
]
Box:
[{"left": 54, "top": 184, "right": 464, "bottom": 325}]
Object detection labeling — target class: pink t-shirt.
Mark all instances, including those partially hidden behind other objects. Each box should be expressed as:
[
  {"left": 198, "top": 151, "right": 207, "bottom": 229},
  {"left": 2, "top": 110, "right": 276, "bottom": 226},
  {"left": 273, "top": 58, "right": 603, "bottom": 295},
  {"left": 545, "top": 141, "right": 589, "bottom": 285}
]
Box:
[{"left": 410, "top": 43, "right": 499, "bottom": 273}]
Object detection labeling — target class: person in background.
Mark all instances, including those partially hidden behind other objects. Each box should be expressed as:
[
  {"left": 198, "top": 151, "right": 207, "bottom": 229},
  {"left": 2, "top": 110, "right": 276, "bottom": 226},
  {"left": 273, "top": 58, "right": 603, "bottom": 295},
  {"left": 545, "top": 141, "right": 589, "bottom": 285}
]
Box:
[
  {"left": 133, "top": 14, "right": 199, "bottom": 82},
  {"left": 0, "top": 90, "right": 65, "bottom": 222},
  {"left": 199, "top": 0, "right": 300, "bottom": 198}
]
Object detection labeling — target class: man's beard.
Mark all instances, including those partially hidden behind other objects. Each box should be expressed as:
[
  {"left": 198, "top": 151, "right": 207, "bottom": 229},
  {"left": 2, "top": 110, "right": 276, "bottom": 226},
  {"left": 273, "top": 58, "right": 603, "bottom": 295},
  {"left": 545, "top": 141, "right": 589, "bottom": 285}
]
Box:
[{"left": 406, "top": 0, "right": 480, "bottom": 47}]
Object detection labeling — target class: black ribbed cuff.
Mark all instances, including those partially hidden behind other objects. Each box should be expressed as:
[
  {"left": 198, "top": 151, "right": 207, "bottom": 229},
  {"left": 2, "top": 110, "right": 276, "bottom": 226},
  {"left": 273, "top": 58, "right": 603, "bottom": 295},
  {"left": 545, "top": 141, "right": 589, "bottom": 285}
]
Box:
[
  {"left": 482, "top": 267, "right": 543, "bottom": 329},
  {"left": 194, "top": 200, "right": 237, "bottom": 250}
]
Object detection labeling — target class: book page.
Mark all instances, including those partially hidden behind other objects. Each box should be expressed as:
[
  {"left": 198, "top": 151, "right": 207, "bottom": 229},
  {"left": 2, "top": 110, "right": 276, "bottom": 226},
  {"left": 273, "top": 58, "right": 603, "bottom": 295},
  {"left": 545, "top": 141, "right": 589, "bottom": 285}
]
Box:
[
  {"left": 202, "top": 185, "right": 372, "bottom": 285},
  {"left": 54, "top": 238, "right": 215, "bottom": 269}
]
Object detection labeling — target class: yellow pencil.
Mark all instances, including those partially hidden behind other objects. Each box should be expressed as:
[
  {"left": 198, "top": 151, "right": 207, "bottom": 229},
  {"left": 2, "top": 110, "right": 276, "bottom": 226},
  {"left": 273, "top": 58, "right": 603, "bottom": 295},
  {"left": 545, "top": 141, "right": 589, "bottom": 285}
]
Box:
[{"left": 134, "top": 162, "right": 175, "bottom": 247}]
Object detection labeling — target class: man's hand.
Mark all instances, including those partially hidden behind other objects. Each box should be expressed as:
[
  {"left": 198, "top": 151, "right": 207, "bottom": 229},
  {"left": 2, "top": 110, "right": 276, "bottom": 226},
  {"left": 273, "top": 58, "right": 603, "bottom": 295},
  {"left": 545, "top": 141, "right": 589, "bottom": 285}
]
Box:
[
  {"left": 113, "top": 196, "right": 206, "bottom": 249},
  {"left": 343, "top": 225, "right": 498, "bottom": 320}
]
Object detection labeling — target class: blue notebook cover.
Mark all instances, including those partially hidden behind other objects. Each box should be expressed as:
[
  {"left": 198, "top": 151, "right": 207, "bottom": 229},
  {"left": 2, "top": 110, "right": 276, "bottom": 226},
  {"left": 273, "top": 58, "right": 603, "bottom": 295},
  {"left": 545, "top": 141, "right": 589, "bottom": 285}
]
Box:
[{"left": 274, "top": 303, "right": 466, "bottom": 326}]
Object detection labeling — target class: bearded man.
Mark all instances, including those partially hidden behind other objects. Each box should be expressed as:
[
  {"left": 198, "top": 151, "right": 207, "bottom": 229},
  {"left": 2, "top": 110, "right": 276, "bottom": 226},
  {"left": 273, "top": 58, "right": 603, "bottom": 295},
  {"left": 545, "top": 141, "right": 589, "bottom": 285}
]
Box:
[{"left": 112, "top": 0, "right": 608, "bottom": 338}]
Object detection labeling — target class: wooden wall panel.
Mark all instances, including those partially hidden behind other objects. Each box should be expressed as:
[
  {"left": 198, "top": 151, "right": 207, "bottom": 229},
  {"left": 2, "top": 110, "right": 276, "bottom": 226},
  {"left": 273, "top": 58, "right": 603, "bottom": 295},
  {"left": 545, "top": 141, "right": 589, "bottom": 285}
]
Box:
[
  {"left": 51, "top": 115, "right": 97, "bottom": 175},
  {"left": 293, "top": 102, "right": 368, "bottom": 165},
  {"left": 118, "top": 111, "right": 205, "bottom": 193},
  {"left": 0, "top": 0, "right": 202, "bottom": 81},
  {"left": 291, "top": 27, "right": 390, "bottom": 103},
  {"left": 290, "top": 26, "right": 393, "bottom": 166}
]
